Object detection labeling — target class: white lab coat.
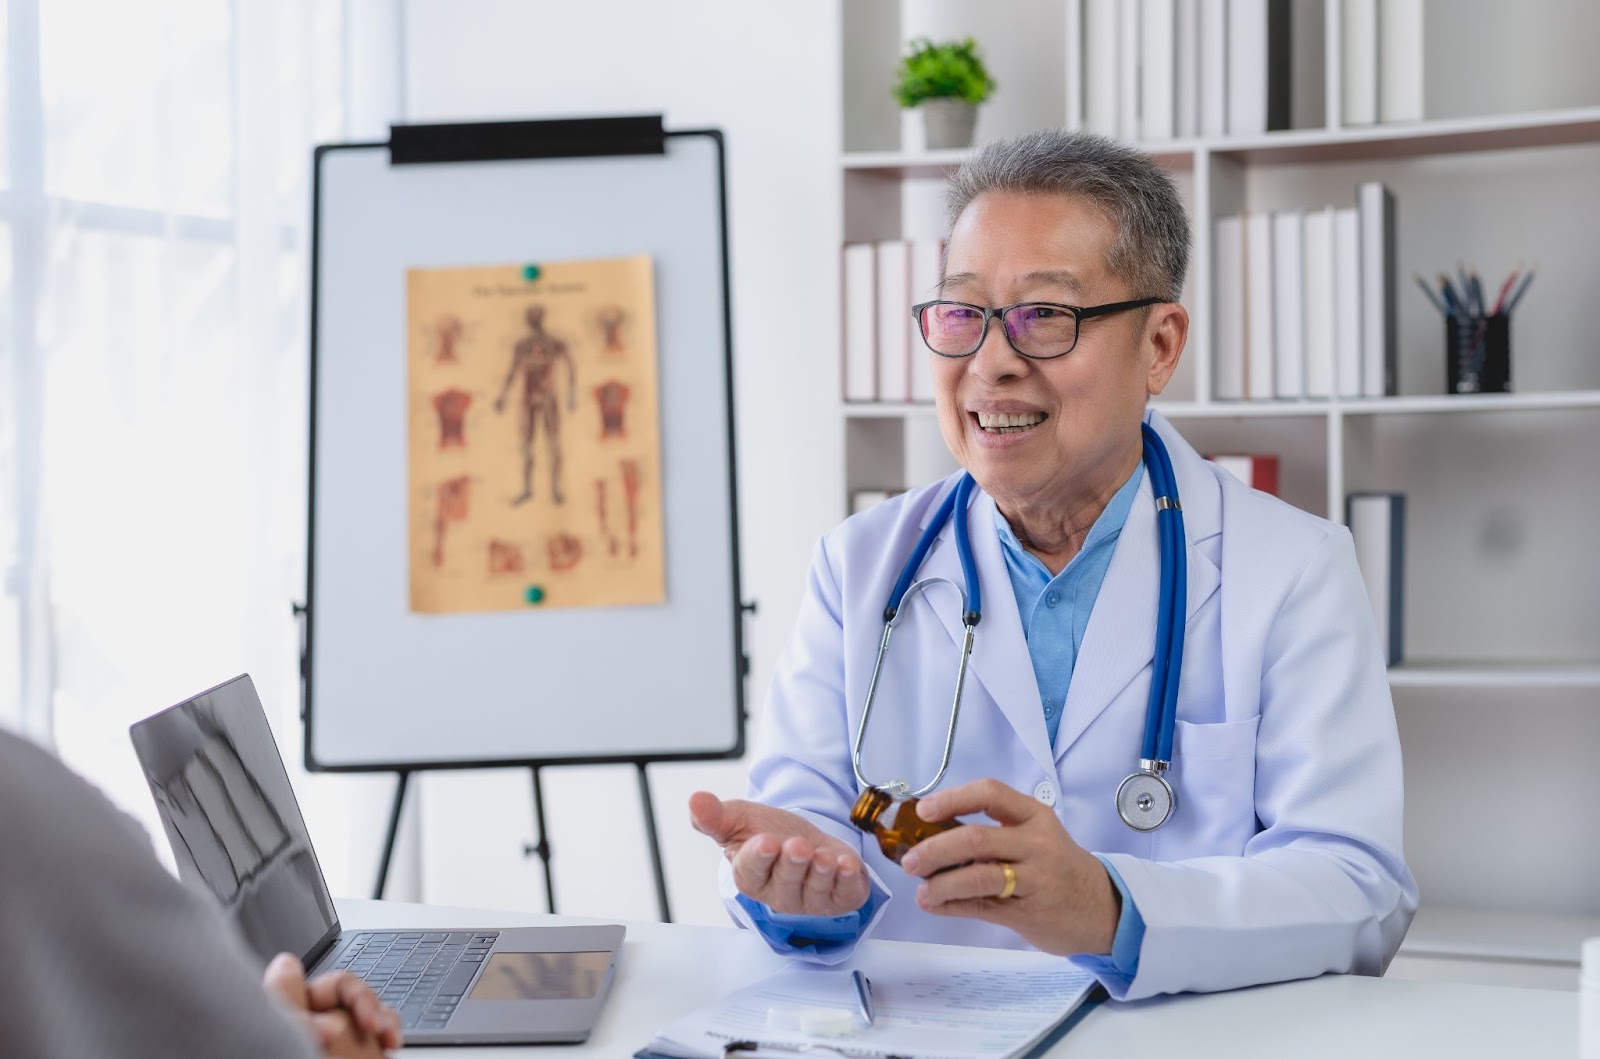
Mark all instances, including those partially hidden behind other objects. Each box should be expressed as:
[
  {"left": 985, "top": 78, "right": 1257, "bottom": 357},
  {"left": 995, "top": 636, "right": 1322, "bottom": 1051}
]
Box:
[{"left": 722, "top": 410, "right": 1418, "bottom": 1000}]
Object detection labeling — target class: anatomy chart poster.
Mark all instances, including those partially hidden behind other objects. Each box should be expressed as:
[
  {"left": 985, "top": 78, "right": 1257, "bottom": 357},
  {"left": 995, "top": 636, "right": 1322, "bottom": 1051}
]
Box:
[{"left": 406, "top": 254, "right": 665, "bottom": 614}]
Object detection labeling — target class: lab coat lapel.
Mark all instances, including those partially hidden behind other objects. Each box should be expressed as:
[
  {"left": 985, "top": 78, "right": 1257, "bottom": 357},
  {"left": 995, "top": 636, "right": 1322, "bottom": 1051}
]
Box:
[
  {"left": 1054, "top": 413, "right": 1223, "bottom": 762},
  {"left": 913, "top": 488, "right": 1056, "bottom": 776}
]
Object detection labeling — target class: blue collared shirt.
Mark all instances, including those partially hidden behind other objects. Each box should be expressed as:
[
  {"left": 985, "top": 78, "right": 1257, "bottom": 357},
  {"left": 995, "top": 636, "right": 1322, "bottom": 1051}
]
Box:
[
  {"left": 993, "top": 463, "right": 1147, "bottom": 984},
  {"left": 748, "top": 468, "right": 1148, "bottom": 981},
  {"left": 993, "top": 463, "right": 1143, "bottom": 745}
]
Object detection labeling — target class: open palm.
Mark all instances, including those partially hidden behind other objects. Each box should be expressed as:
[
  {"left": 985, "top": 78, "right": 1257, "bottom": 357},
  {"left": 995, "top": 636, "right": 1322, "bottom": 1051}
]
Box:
[{"left": 689, "top": 792, "right": 872, "bottom": 917}]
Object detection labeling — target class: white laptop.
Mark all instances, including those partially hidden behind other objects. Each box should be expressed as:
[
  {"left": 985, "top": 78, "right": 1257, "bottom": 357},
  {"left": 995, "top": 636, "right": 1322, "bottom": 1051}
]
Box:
[{"left": 129, "top": 673, "right": 624, "bottom": 1045}]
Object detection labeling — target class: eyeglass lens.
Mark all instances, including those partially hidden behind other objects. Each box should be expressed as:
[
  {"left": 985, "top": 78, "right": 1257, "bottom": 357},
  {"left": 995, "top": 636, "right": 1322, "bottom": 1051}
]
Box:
[{"left": 919, "top": 302, "right": 1078, "bottom": 358}]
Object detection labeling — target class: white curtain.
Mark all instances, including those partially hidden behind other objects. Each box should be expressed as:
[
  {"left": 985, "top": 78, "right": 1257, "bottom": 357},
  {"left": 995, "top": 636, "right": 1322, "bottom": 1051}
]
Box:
[{"left": 1, "top": 0, "right": 404, "bottom": 897}]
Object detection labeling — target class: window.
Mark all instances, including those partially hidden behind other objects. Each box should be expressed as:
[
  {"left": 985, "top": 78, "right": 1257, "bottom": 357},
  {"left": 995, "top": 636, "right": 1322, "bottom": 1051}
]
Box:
[{"left": 3, "top": 0, "right": 398, "bottom": 894}]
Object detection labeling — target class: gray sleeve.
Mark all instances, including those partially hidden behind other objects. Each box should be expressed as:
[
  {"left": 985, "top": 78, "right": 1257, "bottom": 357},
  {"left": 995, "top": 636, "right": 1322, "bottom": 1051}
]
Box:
[{"left": 0, "top": 732, "right": 318, "bottom": 1059}]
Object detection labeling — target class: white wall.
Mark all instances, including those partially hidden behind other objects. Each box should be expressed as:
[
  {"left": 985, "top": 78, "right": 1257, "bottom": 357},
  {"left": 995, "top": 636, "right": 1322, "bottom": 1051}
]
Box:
[{"left": 400, "top": 0, "right": 842, "bottom": 926}]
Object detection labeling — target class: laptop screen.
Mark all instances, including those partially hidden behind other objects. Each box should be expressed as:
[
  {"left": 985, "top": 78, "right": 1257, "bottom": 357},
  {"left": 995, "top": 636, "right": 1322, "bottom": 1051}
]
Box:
[{"left": 130, "top": 674, "right": 338, "bottom": 966}]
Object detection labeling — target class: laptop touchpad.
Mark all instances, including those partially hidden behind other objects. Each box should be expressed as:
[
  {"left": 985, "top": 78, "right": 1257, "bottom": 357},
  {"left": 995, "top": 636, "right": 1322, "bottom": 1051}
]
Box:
[{"left": 469, "top": 951, "right": 613, "bottom": 1001}]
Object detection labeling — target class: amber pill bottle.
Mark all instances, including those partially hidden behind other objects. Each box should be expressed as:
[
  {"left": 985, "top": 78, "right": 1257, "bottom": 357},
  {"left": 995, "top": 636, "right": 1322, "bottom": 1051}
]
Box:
[{"left": 849, "top": 786, "right": 961, "bottom": 864}]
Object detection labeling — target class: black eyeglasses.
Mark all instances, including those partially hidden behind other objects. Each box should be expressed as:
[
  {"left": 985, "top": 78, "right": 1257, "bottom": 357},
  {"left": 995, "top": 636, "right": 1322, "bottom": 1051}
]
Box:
[{"left": 912, "top": 297, "right": 1165, "bottom": 360}]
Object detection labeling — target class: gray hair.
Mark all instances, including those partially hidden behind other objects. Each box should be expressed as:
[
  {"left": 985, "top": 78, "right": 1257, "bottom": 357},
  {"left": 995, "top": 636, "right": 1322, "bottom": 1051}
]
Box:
[{"left": 945, "top": 130, "right": 1190, "bottom": 302}]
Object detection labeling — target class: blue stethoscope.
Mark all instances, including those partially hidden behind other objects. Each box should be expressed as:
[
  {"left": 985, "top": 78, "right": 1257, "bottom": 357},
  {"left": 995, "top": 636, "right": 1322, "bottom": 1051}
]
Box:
[{"left": 850, "top": 423, "right": 1187, "bottom": 832}]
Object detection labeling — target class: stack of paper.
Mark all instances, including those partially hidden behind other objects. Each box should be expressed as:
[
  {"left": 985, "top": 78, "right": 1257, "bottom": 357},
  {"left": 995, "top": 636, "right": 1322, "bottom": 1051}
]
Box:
[{"left": 636, "top": 947, "right": 1099, "bottom": 1059}]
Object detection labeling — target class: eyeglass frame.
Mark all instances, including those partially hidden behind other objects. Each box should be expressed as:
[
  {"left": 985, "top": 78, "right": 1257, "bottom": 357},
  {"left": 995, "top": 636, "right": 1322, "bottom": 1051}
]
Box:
[{"left": 911, "top": 296, "right": 1167, "bottom": 361}]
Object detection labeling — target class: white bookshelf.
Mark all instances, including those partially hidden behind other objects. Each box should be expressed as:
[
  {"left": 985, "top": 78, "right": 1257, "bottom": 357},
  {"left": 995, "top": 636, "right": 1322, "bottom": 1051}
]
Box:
[
  {"left": 838, "top": 0, "right": 1600, "bottom": 988},
  {"left": 845, "top": 106, "right": 1600, "bottom": 174}
]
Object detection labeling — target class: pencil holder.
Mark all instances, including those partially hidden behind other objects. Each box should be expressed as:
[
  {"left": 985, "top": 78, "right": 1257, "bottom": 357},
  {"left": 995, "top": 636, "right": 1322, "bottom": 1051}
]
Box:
[{"left": 1445, "top": 313, "right": 1510, "bottom": 394}]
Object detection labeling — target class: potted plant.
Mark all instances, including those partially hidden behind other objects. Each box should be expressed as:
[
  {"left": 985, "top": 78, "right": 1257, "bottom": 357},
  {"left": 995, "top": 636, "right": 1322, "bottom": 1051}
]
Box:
[{"left": 892, "top": 37, "right": 996, "bottom": 151}]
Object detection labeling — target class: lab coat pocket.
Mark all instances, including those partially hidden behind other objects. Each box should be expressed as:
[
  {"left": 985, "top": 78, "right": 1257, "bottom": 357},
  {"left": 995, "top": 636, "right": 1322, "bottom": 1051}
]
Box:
[{"left": 1160, "top": 715, "right": 1261, "bottom": 858}]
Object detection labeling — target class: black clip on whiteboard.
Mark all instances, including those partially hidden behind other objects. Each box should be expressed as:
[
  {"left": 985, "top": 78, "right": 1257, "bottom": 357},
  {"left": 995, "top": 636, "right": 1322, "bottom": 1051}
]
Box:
[{"left": 299, "top": 115, "right": 747, "bottom": 921}]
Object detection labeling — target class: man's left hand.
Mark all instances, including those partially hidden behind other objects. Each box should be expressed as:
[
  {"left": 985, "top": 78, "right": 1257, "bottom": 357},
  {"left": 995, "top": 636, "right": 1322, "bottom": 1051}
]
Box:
[{"left": 898, "top": 778, "right": 1120, "bottom": 957}]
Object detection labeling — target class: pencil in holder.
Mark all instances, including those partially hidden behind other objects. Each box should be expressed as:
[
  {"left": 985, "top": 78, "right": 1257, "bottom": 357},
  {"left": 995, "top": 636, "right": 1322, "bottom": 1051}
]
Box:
[{"left": 1446, "top": 313, "right": 1510, "bottom": 394}]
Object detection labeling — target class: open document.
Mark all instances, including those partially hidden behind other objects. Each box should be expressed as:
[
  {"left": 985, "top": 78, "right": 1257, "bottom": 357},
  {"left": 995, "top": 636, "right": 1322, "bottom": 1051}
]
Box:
[{"left": 636, "top": 946, "right": 1100, "bottom": 1059}]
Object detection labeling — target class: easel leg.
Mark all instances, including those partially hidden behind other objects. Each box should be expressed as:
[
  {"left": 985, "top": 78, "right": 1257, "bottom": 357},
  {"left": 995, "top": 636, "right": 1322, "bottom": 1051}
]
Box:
[
  {"left": 636, "top": 762, "right": 673, "bottom": 923},
  {"left": 373, "top": 771, "right": 411, "bottom": 901},
  {"left": 528, "top": 766, "right": 556, "bottom": 914}
]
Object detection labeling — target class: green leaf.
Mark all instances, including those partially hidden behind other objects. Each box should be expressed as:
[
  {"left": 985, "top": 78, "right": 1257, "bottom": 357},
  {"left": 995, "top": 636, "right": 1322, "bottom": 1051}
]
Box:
[{"left": 891, "top": 37, "right": 997, "bottom": 109}]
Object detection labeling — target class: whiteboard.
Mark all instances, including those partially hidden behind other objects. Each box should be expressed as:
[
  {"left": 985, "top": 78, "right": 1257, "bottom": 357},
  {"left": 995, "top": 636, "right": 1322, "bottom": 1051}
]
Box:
[{"left": 305, "top": 129, "right": 743, "bottom": 770}]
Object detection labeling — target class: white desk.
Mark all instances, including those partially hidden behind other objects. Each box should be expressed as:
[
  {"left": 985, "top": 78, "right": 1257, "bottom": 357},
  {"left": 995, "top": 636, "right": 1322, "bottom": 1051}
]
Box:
[{"left": 338, "top": 900, "right": 1577, "bottom": 1058}]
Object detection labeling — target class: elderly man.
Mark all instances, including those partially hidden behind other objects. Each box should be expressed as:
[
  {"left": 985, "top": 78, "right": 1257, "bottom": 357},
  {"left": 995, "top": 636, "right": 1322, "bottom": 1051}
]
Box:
[{"left": 692, "top": 129, "right": 1416, "bottom": 1000}]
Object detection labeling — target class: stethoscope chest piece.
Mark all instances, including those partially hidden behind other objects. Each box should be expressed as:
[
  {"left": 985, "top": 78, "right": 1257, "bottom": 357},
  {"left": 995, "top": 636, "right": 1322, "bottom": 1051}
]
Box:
[{"left": 1115, "top": 769, "right": 1176, "bottom": 832}]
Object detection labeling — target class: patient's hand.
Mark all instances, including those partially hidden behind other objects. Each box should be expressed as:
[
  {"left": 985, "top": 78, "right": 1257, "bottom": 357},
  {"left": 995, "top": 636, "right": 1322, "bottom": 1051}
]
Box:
[
  {"left": 264, "top": 953, "right": 403, "bottom": 1058},
  {"left": 689, "top": 792, "right": 872, "bottom": 918}
]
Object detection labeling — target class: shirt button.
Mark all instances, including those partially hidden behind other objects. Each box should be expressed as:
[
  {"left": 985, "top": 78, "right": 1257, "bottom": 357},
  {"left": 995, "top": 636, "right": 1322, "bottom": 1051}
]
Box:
[
  {"left": 1046, "top": 592, "right": 1061, "bottom": 608},
  {"left": 1033, "top": 781, "right": 1057, "bottom": 806}
]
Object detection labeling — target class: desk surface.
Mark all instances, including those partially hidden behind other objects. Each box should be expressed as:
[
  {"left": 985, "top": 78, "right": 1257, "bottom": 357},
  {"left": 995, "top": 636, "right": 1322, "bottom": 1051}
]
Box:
[{"left": 338, "top": 900, "right": 1577, "bottom": 1058}]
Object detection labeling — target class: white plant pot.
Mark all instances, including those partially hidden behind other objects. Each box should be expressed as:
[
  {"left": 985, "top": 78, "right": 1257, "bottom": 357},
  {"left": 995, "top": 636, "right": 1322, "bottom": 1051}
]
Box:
[{"left": 920, "top": 99, "right": 978, "bottom": 150}]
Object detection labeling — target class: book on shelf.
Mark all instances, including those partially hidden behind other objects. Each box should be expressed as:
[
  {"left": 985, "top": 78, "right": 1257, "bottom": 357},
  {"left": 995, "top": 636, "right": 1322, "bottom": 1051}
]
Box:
[
  {"left": 1064, "top": 0, "right": 1085, "bottom": 130},
  {"left": 1342, "top": 0, "right": 1379, "bottom": 126},
  {"left": 842, "top": 243, "right": 876, "bottom": 402},
  {"left": 1118, "top": 0, "right": 1142, "bottom": 140},
  {"left": 1208, "top": 453, "right": 1280, "bottom": 495},
  {"left": 1346, "top": 492, "right": 1405, "bottom": 666},
  {"left": 1302, "top": 206, "right": 1336, "bottom": 400},
  {"left": 1083, "top": 0, "right": 1120, "bottom": 135},
  {"left": 1213, "top": 214, "right": 1246, "bottom": 401},
  {"left": 1174, "top": 0, "right": 1201, "bottom": 137},
  {"left": 907, "top": 238, "right": 942, "bottom": 403},
  {"left": 875, "top": 239, "right": 911, "bottom": 403},
  {"left": 1289, "top": 0, "right": 1328, "bottom": 129},
  {"left": 1357, "top": 180, "right": 1397, "bottom": 398},
  {"left": 1198, "top": 0, "right": 1229, "bottom": 136},
  {"left": 1244, "top": 210, "right": 1276, "bottom": 399},
  {"left": 1141, "top": 0, "right": 1177, "bottom": 141},
  {"left": 1332, "top": 206, "right": 1363, "bottom": 398},
  {"left": 1377, "top": 0, "right": 1424, "bottom": 123},
  {"left": 1226, "top": 0, "right": 1292, "bottom": 135},
  {"left": 1272, "top": 209, "right": 1306, "bottom": 399}
]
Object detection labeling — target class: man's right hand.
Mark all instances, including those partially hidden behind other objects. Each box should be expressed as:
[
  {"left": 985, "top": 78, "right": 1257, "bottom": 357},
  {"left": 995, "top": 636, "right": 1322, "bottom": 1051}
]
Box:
[
  {"left": 264, "top": 953, "right": 400, "bottom": 1059},
  {"left": 689, "top": 792, "right": 872, "bottom": 918}
]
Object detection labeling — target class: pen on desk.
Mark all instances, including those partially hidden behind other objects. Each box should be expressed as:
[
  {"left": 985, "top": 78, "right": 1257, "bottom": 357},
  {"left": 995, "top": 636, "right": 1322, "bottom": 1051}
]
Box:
[{"left": 851, "top": 969, "right": 876, "bottom": 1027}]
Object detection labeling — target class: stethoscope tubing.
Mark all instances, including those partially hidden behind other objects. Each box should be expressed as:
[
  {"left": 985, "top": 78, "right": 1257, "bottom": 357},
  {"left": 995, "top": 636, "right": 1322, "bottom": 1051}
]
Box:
[
  {"left": 1141, "top": 424, "right": 1187, "bottom": 766},
  {"left": 856, "top": 422, "right": 1187, "bottom": 822}
]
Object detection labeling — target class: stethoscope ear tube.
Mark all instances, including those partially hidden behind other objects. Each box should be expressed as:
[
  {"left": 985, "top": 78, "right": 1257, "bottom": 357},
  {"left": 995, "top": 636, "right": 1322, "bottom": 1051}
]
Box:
[{"left": 854, "top": 475, "right": 980, "bottom": 798}]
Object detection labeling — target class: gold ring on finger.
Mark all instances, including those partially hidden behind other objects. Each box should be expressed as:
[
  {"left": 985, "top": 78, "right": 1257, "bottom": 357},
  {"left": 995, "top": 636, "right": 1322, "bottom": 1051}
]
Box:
[{"left": 997, "top": 861, "right": 1017, "bottom": 900}]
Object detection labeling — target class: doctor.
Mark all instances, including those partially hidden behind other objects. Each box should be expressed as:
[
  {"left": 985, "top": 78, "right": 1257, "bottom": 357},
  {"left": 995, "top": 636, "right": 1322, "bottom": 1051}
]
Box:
[{"left": 690, "top": 130, "right": 1417, "bottom": 1000}]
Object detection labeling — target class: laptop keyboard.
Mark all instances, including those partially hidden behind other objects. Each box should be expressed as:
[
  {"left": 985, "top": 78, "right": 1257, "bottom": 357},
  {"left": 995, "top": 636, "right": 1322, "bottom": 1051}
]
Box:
[{"left": 331, "top": 931, "right": 500, "bottom": 1031}]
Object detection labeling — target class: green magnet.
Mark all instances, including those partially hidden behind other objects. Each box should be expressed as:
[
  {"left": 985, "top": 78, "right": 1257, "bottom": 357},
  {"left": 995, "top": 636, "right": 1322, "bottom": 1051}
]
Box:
[
  {"left": 524, "top": 585, "right": 546, "bottom": 605},
  {"left": 522, "top": 264, "right": 541, "bottom": 282}
]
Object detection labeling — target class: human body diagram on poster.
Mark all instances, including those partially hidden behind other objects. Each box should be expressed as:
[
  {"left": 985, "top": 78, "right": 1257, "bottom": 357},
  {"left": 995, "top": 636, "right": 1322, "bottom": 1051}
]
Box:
[{"left": 406, "top": 254, "right": 664, "bottom": 614}]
